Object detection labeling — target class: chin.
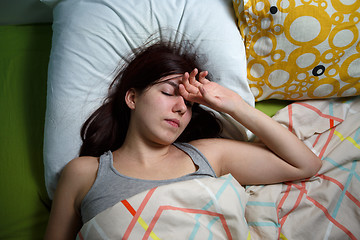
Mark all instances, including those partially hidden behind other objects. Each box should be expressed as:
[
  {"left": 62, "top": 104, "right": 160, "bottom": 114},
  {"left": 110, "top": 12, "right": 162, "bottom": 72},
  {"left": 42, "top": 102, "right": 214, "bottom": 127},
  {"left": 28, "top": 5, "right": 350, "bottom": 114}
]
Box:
[{"left": 154, "top": 134, "right": 181, "bottom": 146}]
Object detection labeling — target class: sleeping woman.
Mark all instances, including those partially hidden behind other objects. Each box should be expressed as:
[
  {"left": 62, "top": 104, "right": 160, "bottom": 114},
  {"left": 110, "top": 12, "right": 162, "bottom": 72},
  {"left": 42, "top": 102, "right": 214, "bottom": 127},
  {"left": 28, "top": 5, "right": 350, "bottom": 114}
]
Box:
[{"left": 44, "top": 41, "right": 322, "bottom": 239}]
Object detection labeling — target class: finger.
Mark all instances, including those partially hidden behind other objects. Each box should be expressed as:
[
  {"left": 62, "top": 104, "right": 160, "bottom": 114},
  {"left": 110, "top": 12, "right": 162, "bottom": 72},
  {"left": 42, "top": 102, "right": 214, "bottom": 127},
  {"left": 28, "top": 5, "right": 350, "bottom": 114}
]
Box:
[
  {"left": 199, "top": 71, "right": 208, "bottom": 78},
  {"left": 182, "top": 72, "right": 200, "bottom": 94},
  {"left": 181, "top": 72, "right": 191, "bottom": 89},
  {"left": 178, "top": 83, "right": 190, "bottom": 99},
  {"left": 179, "top": 83, "right": 204, "bottom": 104},
  {"left": 189, "top": 68, "right": 200, "bottom": 86},
  {"left": 198, "top": 71, "right": 210, "bottom": 84},
  {"left": 182, "top": 72, "right": 189, "bottom": 82}
]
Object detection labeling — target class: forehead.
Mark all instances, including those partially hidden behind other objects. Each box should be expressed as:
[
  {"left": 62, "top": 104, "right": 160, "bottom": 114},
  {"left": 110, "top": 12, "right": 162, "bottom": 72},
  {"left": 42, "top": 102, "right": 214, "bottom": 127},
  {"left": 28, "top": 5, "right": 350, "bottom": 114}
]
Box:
[{"left": 157, "top": 74, "right": 183, "bottom": 86}]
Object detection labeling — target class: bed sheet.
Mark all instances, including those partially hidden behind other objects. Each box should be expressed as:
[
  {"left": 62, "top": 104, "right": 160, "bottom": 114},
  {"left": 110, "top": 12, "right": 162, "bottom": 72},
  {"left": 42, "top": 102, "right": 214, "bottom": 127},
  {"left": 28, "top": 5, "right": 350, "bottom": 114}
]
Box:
[{"left": 246, "top": 96, "right": 360, "bottom": 239}]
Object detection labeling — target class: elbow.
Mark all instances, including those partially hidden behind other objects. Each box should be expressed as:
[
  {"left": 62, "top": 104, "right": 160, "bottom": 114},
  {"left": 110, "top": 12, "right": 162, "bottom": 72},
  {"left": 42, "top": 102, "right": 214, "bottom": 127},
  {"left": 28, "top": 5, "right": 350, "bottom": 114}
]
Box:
[
  {"left": 305, "top": 156, "right": 322, "bottom": 178},
  {"left": 313, "top": 155, "right": 323, "bottom": 175}
]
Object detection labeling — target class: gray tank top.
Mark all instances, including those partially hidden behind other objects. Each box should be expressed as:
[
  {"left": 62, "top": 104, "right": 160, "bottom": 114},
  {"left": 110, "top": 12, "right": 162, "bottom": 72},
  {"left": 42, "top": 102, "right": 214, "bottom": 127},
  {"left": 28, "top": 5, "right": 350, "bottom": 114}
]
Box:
[{"left": 81, "top": 142, "right": 217, "bottom": 223}]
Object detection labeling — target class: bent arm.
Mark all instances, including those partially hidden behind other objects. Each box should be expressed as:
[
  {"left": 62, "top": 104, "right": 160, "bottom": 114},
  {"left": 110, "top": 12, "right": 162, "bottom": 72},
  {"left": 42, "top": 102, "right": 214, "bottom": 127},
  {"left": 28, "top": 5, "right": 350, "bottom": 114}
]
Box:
[
  {"left": 181, "top": 69, "right": 322, "bottom": 185},
  {"left": 224, "top": 101, "right": 322, "bottom": 184}
]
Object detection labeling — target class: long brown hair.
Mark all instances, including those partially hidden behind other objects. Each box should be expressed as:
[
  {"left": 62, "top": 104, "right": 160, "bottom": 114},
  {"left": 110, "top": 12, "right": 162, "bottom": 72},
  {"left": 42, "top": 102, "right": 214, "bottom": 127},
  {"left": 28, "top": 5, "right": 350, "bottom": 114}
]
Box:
[{"left": 79, "top": 40, "right": 222, "bottom": 157}]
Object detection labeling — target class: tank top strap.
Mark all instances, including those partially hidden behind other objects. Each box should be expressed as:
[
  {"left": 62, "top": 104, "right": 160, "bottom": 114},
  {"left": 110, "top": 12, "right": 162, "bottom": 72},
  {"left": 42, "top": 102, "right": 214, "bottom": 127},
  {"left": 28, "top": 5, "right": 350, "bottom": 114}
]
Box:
[
  {"left": 173, "top": 142, "right": 217, "bottom": 177},
  {"left": 96, "top": 151, "right": 113, "bottom": 177}
]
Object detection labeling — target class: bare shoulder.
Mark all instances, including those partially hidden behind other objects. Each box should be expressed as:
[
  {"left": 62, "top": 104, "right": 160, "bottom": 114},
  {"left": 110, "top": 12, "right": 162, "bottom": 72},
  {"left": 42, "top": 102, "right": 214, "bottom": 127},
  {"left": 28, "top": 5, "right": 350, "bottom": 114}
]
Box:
[
  {"left": 62, "top": 156, "right": 99, "bottom": 178},
  {"left": 58, "top": 156, "right": 100, "bottom": 205}
]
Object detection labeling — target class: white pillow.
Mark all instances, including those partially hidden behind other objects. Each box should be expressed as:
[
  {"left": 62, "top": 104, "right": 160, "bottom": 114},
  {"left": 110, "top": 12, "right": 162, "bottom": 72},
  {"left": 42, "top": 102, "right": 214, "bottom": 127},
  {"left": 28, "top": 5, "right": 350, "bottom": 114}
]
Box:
[{"left": 44, "top": 0, "right": 254, "bottom": 199}]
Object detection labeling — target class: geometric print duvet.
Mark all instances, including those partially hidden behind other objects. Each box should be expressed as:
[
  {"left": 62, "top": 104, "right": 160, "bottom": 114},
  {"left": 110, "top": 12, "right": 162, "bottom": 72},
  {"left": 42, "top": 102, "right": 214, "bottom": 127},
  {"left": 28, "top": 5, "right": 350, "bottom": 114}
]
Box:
[
  {"left": 77, "top": 174, "right": 250, "bottom": 239},
  {"left": 247, "top": 96, "right": 360, "bottom": 239},
  {"left": 77, "top": 96, "right": 360, "bottom": 240}
]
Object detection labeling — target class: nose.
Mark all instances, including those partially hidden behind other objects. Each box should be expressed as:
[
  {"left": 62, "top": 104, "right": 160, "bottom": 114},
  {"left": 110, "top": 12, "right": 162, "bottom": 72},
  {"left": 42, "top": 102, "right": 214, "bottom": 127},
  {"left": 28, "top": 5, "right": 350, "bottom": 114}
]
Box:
[{"left": 173, "top": 96, "right": 188, "bottom": 115}]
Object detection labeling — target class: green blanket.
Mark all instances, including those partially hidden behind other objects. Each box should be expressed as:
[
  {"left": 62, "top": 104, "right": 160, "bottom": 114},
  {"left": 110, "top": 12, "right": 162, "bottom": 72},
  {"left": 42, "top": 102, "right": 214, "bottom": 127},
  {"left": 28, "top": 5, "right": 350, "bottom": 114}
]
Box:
[{"left": 0, "top": 24, "right": 51, "bottom": 239}]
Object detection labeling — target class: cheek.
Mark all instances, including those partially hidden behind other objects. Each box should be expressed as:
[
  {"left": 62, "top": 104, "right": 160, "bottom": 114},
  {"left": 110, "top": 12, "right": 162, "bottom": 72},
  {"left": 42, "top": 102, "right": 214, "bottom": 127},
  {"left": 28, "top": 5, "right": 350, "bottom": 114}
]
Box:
[
  {"left": 154, "top": 98, "right": 172, "bottom": 111},
  {"left": 142, "top": 94, "right": 168, "bottom": 111},
  {"left": 184, "top": 110, "right": 192, "bottom": 125}
]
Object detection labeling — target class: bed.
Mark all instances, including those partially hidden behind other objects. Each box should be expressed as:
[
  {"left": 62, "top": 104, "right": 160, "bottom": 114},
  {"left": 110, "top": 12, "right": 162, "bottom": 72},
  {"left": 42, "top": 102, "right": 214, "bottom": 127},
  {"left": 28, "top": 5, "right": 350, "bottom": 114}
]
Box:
[{"left": 1, "top": 0, "right": 359, "bottom": 239}]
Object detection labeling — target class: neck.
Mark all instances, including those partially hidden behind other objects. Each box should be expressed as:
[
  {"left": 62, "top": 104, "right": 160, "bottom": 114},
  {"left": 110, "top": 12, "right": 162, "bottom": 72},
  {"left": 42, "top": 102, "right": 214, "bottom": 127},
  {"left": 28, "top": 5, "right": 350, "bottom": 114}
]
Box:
[{"left": 116, "top": 129, "right": 173, "bottom": 166}]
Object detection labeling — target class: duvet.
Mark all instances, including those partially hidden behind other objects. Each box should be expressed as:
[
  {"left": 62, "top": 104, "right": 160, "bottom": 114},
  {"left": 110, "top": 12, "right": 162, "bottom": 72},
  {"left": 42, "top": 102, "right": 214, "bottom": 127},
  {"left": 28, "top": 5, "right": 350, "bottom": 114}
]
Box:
[
  {"left": 77, "top": 174, "right": 250, "bottom": 239},
  {"left": 247, "top": 96, "right": 360, "bottom": 239},
  {"left": 76, "top": 97, "right": 359, "bottom": 240}
]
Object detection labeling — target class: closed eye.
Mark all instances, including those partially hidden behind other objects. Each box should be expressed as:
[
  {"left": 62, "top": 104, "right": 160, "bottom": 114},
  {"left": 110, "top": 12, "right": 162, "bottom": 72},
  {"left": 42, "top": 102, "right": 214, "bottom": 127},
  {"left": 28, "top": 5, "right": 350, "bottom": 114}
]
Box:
[
  {"left": 162, "top": 91, "right": 173, "bottom": 96},
  {"left": 162, "top": 91, "right": 193, "bottom": 107}
]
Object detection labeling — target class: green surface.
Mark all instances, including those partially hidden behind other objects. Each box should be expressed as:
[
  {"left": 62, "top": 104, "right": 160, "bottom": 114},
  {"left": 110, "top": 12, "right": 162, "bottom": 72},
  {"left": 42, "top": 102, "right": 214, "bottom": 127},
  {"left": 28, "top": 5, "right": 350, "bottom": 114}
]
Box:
[
  {"left": 0, "top": 24, "right": 52, "bottom": 239},
  {"left": 255, "top": 99, "right": 293, "bottom": 117}
]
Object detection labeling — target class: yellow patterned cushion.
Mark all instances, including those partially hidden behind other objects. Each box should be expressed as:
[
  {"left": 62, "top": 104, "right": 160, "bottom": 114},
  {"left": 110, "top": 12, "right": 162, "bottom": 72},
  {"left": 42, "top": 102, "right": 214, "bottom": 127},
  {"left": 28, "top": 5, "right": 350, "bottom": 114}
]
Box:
[{"left": 233, "top": 0, "right": 360, "bottom": 101}]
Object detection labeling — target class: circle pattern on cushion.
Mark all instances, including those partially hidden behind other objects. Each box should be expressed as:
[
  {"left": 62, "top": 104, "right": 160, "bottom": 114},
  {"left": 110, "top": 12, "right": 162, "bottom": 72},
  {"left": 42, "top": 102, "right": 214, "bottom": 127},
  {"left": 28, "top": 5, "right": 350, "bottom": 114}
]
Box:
[{"left": 233, "top": 0, "right": 360, "bottom": 101}]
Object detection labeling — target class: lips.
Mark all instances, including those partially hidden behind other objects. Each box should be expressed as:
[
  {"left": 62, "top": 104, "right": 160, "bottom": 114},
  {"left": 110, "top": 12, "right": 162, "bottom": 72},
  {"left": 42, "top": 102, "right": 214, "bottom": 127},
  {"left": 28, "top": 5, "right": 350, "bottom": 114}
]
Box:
[{"left": 165, "top": 119, "right": 180, "bottom": 128}]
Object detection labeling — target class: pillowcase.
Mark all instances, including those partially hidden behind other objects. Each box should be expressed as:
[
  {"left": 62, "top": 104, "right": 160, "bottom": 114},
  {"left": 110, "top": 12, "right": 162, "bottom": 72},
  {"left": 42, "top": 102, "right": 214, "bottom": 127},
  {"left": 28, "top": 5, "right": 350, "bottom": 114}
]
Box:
[
  {"left": 233, "top": 0, "right": 360, "bottom": 101},
  {"left": 44, "top": 0, "right": 254, "bottom": 199}
]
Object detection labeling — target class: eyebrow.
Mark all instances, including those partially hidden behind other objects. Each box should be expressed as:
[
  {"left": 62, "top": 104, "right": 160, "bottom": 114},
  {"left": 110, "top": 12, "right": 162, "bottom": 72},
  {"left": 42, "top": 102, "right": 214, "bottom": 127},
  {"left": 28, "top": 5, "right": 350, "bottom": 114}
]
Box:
[
  {"left": 156, "top": 75, "right": 182, "bottom": 88},
  {"left": 165, "top": 81, "right": 179, "bottom": 88}
]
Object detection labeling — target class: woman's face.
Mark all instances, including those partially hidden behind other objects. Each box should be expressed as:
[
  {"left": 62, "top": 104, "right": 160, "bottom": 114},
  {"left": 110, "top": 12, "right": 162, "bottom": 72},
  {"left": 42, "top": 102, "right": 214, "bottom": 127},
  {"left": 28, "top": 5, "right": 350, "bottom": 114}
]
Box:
[{"left": 129, "top": 74, "right": 193, "bottom": 145}]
